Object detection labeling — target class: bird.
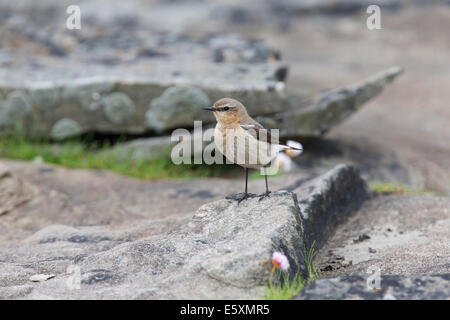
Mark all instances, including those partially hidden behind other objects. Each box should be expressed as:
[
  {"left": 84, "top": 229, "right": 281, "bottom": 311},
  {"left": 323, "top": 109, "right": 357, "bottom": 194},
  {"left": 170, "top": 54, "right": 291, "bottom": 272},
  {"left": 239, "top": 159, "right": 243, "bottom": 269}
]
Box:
[{"left": 203, "top": 98, "right": 303, "bottom": 203}]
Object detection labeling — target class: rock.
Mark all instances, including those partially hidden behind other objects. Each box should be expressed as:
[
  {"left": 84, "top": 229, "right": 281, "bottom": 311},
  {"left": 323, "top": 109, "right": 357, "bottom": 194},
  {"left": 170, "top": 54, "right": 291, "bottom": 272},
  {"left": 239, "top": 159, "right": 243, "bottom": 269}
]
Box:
[
  {"left": 50, "top": 118, "right": 83, "bottom": 141},
  {"left": 0, "top": 192, "right": 304, "bottom": 299},
  {"left": 294, "top": 274, "right": 450, "bottom": 300},
  {"left": 2, "top": 64, "right": 400, "bottom": 139},
  {"left": 103, "top": 92, "right": 136, "bottom": 124},
  {"left": 145, "top": 86, "right": 211, "bottom": 133},
  {"left": 0, "top": 162, "right": 368, "bottom": 299},
  {"left": 291, "top": 137, "right": 413, "bottom": 193},
  {"left": 61, "top": 79, "right": 116, "bottom": 112},
  {"left": 0, "top": 158, "right": 308, "bottom": 246},
  {"left": 29, "top": 82, "right": 60, "bottom": 110},
  {"left": 29, "top": 274, "right": 55, "bottom": 282},
  {"left": 105, "top": 65, "right": 401, "bottom": 159},
  {"left": 0, "top": 90, "right": 32, "bottom": 129},
  {"left": 0, "top": 162, "right": 33, "bottom": 216},
  {"left": 275, "top": 0, "right": 402, "bottom": 16},
  {"left": 258, "top": 66, "right": 404, "bottom": 137},
  {"left": 318, "top": 194, "right": 450, "bottom": 276},
  {"left": 0, "top": 1, "right": 403, "bottom": 140},
  {"left": 0, "top": 12, "right": 286, "bottom": 139},
  {"left": 65, "top": 64, "right": 402, "bottom": 161},
  {"left": 209, "top": 33, "right": 281, "bottom": 63},
  {"left": 291, "top": 164, "right": 370, "bottom": 249},
  {"left": 100, "top": 136, "right": 174, "bottom": 162},
  {"left": 99, "top": 129, "right": 213, "bottom": 162}
]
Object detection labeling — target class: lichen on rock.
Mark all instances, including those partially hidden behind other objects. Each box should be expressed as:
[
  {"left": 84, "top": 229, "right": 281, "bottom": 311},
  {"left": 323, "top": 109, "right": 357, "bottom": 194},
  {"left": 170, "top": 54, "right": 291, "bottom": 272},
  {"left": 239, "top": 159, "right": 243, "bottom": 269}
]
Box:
[
  {"left": 0, "top": 90, "right": 31, "bottom": 129},
  {"left": 103, "top": 92, "right": 136, "bottom": 124},
  {"left": 62, "top": 79, "right": 115, "bottom": 112},
  {"left": 51, "top": 118, "right": 83, "bottom": 141},
  {"left": 29, "top": 82, "right": 60, "bottom": 110},
  {"left": 145, "top": 86, "right": 211, "bottom": 133}
]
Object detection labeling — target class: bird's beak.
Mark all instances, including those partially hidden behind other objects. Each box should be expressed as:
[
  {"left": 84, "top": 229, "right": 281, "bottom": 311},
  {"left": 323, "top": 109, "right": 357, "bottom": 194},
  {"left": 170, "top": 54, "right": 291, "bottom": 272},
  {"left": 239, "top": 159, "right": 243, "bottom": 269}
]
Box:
[{"left": 202, "top": 107, "right": 215, "bottom": 111}]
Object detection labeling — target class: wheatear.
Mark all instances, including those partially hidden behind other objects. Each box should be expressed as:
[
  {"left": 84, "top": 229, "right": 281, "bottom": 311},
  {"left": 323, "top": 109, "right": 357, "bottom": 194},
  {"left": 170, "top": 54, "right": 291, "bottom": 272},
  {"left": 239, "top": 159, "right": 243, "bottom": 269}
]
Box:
[{"left": 203, "top": 98, "right": 302, "bottom": 202}]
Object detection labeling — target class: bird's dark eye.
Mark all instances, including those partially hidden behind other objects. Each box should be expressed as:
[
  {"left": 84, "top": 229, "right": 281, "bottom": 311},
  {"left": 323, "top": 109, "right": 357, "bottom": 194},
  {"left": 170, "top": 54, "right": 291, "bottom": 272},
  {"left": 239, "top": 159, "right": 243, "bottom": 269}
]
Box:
[{"left": 223, "top": 106, "right": 230, "bottom": 111}]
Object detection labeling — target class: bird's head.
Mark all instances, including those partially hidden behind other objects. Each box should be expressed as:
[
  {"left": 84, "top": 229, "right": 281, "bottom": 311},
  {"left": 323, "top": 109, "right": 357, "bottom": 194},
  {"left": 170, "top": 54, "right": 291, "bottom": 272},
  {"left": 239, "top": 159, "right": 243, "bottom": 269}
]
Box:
[{"left": 203, "top": 98, "right": 248, "bottom": 125}]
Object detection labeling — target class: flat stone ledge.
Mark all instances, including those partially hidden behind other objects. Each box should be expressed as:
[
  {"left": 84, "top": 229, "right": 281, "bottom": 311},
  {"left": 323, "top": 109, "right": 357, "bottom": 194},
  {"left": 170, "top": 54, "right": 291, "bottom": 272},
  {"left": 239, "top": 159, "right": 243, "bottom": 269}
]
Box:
[
  {"left": 0, "top": 163, "right": 370, "bottom": 299},
  {"left": 294, "top": 274, "right": 450, "bottom": 300}
]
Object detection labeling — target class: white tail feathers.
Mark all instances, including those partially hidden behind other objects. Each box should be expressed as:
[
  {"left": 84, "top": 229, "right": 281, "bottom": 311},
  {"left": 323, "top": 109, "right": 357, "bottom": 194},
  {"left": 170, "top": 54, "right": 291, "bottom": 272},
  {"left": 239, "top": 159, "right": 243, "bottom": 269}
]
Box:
[
  {"left": 282, "top": 140, "right": 303, "bottom": 157},
  {"left": 281, "top": 145, "right": 302, "bottom": 151}
]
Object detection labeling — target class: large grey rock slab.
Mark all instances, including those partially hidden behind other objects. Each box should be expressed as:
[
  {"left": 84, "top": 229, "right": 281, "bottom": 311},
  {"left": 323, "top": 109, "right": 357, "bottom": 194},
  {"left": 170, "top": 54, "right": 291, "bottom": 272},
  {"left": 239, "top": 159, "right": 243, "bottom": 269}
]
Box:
[
  {"left": 290, "top": 164, "right": 370, "bottom": 250},
  {"left": 294, "top": 274, "right": 450, "bottom": 300},
  {"left": 0, "top": 159, "right": 309, "bottom": 246},
  {"left": 0, "top": 192, "right": 302, "bottom": 299},
  {"left": 0, "top": 0, "right": 402, "bottom": 140},
  {"left": 0, "top": 54, "right": 286, "bottom": 140},
  {"left": 273, "top": 0, "right": 403, "bottom": 16},
  {"left": 293, "top": 136, "right": 413, "bottom": 191},
  {"left": 258, "top": 66, "right": 403, "bottom": 137},
  {"left": 0, "top": 0, "right": 286, "bottom": 139},
  {"left": 98, "top": 129, "right": 212, "bottom": 162},
  {"left": 0, "top": 161, "right": 368, "bottom": 299},
  {"left": 94, "top": 66, "right": 403, "bottom": 164},
  {"left": 317, "top": 194, "right": 450, "bottom": 276}
]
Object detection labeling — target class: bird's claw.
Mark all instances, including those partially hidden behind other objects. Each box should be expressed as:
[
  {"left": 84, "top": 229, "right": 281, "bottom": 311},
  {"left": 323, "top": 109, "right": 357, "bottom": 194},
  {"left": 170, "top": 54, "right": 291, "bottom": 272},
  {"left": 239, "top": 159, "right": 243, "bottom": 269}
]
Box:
[
  {"left": 226, "top": 192, "right": 257, "bottom": 204},
  {"left": 258, "top": 191, "right": 271, "bottom": 201}
]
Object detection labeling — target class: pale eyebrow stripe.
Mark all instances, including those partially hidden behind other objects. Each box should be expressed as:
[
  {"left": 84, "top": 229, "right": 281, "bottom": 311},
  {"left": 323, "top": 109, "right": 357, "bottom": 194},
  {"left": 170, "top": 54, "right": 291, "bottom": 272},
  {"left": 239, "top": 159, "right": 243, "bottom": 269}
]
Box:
[{"left": 216, "top": 106, "right": 233, "bottom": 112}]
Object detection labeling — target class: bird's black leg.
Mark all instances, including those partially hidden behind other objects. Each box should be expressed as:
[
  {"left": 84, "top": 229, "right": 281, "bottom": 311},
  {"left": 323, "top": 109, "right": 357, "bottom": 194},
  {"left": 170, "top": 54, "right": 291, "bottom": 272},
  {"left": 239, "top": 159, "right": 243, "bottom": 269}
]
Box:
[
  {"left": 259, "top": 167, "right": 271, "bottom": 201},
  {"left": 226, "top": 168, "right": 256, "bottom": 204},
  {"left": 245, "top": 167, "right": 248, "bottom": 194}
]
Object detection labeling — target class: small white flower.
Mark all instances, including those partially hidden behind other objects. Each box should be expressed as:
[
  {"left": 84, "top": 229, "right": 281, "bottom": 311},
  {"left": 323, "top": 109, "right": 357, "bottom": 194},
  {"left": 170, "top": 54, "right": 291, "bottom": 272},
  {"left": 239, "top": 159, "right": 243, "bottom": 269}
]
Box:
[
  {"left": 276, "top": 152, "right": 293, "bottom": 173},
  {"left": 285, "top": 140, "right": 303, "bottom": 158},
  {"left": 272, "top": 251, "right": 290, "bottom": 271}
]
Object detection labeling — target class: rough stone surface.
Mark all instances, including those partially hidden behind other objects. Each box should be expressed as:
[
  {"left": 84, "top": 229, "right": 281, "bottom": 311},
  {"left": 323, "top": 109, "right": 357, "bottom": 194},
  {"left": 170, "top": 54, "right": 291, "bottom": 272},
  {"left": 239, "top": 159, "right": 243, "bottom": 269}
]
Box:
[
  {"left": 50, "top": 118, "right": 83, "bottom": 141},
  {"left": 124, "top": 0, "right": 450, "bottom": 195},
  {"left": 258, "top": 66, "right": 403, "bottom": 137},
  {"left": 0, "top": 90, "right": 32, "bottom": 129},
  {"left": 99, "top": 132, "right": 211, "bottom": 162},
  {"left": 100, "top": 136, "right": 174, "bottom": 162},
  {"left": 0, "top": 163, "right": 33, "bottom": 216},
  {"left": 0, "top": 1, "right": 287, "bottom": 138},
  {"left": 146, "top": 86, "right": 211, "bottom": 133},
  {"left": 29, "top": 274, "right": 55, "bottom": 282},
  {"left": 62, "top": 80, "right": 116, "bottom": 112},
  {"left": 0, "top": 0, "right": 448, "bottom": 300},
  {"left": 103, "top": 92, "right": 136, "bottom": 124},
  {"left": 292, "top": 164, "right": 370, "bottom": 250},
  {"left": 274, "top": 0, "right": 403, "bottom": 16},
  {"left": 246, "top": 3, "right": 450, "bottom": 194},
  {"left": 0, "top": 161, "right": 367, "bottom": 299},
  {"left": 0, "top": 0, "right": 402, "bottom": 139},
  {"left": 295, "top": 274, "right": 450, "bottom": 300},
  {"left": 317, "top": 194, "right": 450, "bottom": 276},
  {"left": 29, "top": 83, "right": 60, "bottom": 110}
]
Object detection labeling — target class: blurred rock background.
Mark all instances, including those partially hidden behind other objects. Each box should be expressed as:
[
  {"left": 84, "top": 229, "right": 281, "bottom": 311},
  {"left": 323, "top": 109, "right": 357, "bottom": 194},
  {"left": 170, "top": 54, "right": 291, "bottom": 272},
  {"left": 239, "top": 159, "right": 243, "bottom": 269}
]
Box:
[
  {"left": 0, "top": 0, "right": 449, "bottom": 300},
  {"left": 1, "top": 0, "right": 448, "bottom": 193}
]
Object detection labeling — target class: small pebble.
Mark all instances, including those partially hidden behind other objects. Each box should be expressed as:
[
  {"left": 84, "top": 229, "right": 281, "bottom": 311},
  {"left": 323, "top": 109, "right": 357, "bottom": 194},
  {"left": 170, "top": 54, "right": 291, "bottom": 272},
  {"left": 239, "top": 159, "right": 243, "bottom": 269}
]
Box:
[{"left": 30, "top": 274, "right": 55, "bottom": 282}]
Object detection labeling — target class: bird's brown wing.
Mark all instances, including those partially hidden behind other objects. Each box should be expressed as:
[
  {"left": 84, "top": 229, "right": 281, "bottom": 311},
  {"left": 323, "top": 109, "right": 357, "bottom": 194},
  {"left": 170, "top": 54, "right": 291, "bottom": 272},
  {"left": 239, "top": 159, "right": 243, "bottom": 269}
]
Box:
[{"left": 240, "top": 122, "right": 279, "bottom": 145}]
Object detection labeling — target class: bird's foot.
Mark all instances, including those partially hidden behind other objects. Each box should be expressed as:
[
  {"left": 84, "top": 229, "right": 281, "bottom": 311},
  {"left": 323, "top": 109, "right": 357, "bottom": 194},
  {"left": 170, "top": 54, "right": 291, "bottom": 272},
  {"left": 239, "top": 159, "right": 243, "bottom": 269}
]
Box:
[
  {"left": 226, "top": 192, "right": 257, "bottom": 204},
  {"left": 258, "top": 191, "right": 271, "bottom": 201}
]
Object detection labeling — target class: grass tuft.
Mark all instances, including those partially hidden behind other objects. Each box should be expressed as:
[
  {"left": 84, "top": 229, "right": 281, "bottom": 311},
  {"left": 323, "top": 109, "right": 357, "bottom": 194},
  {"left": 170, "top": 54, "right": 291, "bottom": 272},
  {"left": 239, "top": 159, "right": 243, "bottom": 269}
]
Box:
[
  {"left": 0, "top": 135, "right": 232, "bottom": 180},
  {"left": 264, "top": 242, "right": 321, "bottom": 300},
  {"left": 265, "top": 272, "right": 306, "bottom": 300},
  {"left": 371, "top": 182, "right": 435, "bottom": 196}
]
